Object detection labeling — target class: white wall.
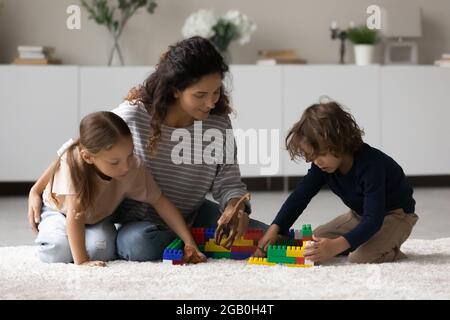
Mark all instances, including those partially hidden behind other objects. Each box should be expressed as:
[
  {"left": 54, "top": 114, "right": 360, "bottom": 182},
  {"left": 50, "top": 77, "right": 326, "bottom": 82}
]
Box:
[{"left": 0, "top": 0, "right": 449, "bottom": 66}]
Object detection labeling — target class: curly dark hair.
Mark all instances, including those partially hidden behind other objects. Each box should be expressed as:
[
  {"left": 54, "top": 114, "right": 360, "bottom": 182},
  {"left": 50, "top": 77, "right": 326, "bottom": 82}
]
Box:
[
  {"left": 286, "top": 101, "right": 365, "bottom": 161},
  {"left": 125, "top": 36, "right": 232, "bottom": 154}
]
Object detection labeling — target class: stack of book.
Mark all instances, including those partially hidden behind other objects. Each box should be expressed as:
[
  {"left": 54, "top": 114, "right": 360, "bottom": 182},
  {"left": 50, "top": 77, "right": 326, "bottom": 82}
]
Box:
[
  {"left": 13, "top": 46, "right": 61, "bottom": 65},
  {"left": 256, "top": 49, "right": 307, "bottom": 65},
  {"left": 434, "top": 53, "right": 450, "bottom": 67}
]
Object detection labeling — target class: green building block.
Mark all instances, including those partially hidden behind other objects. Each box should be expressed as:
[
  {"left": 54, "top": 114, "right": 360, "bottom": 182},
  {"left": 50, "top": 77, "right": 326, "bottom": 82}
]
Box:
[
  {"left": 212, "top": 252, "right": 232, "bottom": 259},
  {"left": 267, "top": 245, "right": 287, "bottom": 257},
  {"left": 302, "top": 224, "right": 312, "bottom": 237},
  {"left": 267, "top": 255, "right": 297, "bottom": 264},
  {"left": 167, "top": 238, "right": 184, "bottom": 250}
]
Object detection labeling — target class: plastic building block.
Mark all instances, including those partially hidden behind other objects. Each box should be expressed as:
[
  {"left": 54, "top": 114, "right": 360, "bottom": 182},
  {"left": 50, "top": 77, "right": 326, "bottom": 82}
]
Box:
[
  {"left": 302, "top": 224, "right": 313, "bottom": 240},
  {"left": 289, "top": 229, "right": 295, "bottom": 240},
  {"left": 247, "top": 227, "right": 316, "bottom": 268},
  {"left": 267, "top": 245, "right": 286, "bottom": 256},
  {"left": 205, "top": 228, "right": 215, "bottom": 240},
  {"left": 167, "top": 238, "right": 184, "bottom": 250},
  {"left": 231, "top": 252, "right": 252, "bottom": 260},
  {"left": 248, "top": 257, "right": 276, "bottom": 266},
  {"left": 219, "top": 237, "right": 254, "bottom": 247},
  {"left": 191, "top": 228, "right": 205, "bottom": 245},
  {"left": 295, "top": 257, "right": 305, "bottom": 264},
  {"left": 211, "top": 252, "right": 232, "bottom": 259},
  {"left": 230, "top": 245, "right": 256, "bottom": 253},
  {"left": 286, "top": 246, "right": 304, "bottom": 258},
  {"left": 243, "top": 229, "right": 264, "bottom": 241},
  {"left": 163, "top": 248, "right": 183, "bottom": 261},
  {"left": 286, "top": 263, "right": 312, "bottom": 268},
  {"left": 204, "top": 240, "right": 231, "bottom": 252},
  {"left": 163, "top": 226, "right": 315, "bottom": 267},
  {"left": 163, "top": 238, "right": 184, "bottom": 261}
]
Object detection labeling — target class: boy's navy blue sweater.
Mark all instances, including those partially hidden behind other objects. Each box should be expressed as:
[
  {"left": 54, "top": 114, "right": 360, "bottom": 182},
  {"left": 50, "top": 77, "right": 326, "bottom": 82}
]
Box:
[{"left": 272, "top": 143, "right": 416, "bottom": 250}]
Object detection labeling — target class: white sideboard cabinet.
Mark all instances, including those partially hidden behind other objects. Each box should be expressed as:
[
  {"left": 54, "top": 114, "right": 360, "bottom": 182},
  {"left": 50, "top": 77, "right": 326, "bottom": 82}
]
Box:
[
  {"left": 0, "top": 66, "right": 78, "bottom": 181},
  {"left": 1, "top": 65, "right": 449, "bottom": 181}
]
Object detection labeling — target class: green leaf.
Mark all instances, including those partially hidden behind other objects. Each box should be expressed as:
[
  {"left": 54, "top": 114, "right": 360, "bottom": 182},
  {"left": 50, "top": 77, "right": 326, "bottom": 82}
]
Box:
[
  {"left": 211, "top": 19, "right": 239, "bottom": 52},
  {"left": 79, "top": 0, "right": 158, "bottom": 32},
  {"left": 147, "top": 1, "right": 157, "bottom": 14},
  {"left": 347, "top": 25, "right": 379, "bottom": 44}
]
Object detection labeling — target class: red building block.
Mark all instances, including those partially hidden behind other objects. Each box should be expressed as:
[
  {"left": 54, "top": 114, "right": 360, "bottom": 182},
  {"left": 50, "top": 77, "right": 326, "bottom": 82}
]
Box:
[
  {"left": 192, "top": 228, "right": 205, "bottom": 245},
  {"left": 243, "top": 229, "right": 264, "bottom": 241},
  {"left": 231, "top": 245, "right": 256, "bottom": 253},
  {"left": 295, "top": 257, "right": 305, "bottom": 264}
]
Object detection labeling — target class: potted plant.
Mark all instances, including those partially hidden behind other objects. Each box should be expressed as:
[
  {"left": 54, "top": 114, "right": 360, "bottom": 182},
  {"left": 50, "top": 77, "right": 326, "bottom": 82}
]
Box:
[
  {"left": 80, "top": 0, "right": 158, "bottom": 66},
  {"left": 181, "top": 9, "right": 256, "bottom": 63},
  {"left": 347, "top": 25, "right": 379, "bottom": 65}
]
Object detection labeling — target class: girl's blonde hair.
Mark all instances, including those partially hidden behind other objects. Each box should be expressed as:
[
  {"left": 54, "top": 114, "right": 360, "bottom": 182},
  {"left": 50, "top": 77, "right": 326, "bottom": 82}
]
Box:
[
  {"left": 49, "top": 111, "right": 131, "bottom": 212},
  {"left": 286, "top": 101, "right": 364, "bottom": 161}
]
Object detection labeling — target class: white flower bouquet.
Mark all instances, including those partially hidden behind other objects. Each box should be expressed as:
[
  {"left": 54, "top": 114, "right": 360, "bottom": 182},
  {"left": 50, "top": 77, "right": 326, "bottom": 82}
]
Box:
[{"left": 182, "top": 9, "right": 257, "bottom": 54}]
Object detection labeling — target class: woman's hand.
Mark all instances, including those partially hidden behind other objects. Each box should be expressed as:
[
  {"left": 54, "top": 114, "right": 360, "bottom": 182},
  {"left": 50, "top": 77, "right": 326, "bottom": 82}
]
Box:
[
  {"left": 79, "top": 260, "right": 107, "bottom": 267},
  {"left": 183, "top": 243, "right": 207, "bottom": 264},
  {"left": 252, "top": 224, "right": 281, "bottom": 257},
  {"left": 215, "top": 194, "right": 251, "bottom": 249},
  {"left": 28, "top": 188, "right": 43, "bottom": 234}
]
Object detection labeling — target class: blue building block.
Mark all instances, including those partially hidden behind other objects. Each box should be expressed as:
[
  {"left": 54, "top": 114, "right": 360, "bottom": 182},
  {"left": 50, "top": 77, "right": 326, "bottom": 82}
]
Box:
[
  {"left": 163, "top": 248, "right": 183, "bottom": 261},
  {"left": 205, "top": 228, "right": 215, "bottom": 240},
  {"left": 231, "top": 252, "right": 252, "bottom": 260}
]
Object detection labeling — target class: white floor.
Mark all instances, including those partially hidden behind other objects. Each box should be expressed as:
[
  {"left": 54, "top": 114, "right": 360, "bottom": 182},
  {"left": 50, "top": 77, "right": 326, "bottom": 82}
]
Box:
[{"left": 1, "top": 188, "right": 450, "bottom": 246}]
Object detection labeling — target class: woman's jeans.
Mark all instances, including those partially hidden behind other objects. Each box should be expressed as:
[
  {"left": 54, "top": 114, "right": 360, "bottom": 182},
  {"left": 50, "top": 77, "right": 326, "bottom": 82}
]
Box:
[{"left": 116, "top": 200, "right": 269, "bottom": 261}]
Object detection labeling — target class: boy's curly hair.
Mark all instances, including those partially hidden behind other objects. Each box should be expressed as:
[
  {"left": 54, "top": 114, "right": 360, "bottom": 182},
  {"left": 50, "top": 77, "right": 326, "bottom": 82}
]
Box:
[{"left": 286, "top": 101, "right": 364, "bottom": 161}]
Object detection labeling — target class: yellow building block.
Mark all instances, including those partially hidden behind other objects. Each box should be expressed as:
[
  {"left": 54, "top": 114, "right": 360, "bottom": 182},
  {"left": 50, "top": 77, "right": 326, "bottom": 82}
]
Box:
[
  {"left": 248, "top": 257, "right": 276, "bottom": 266},
  {"left": 286, "top": 246, "right": 304, "bottom": 258},
  {"left": 285, "top": 264, "right": 313, "bottom": 268},
  {"left": 218, "top": 237, "right": 254, "bottom": 247},
  {"left": 204, "top": 240, "right": 231, "bottom": 252}
]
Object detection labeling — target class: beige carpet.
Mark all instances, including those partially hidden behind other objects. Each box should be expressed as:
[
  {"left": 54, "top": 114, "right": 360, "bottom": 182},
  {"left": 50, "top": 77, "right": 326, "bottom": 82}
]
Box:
[{"left": 1, "top": 238, "right": 450, "bottom": 300}]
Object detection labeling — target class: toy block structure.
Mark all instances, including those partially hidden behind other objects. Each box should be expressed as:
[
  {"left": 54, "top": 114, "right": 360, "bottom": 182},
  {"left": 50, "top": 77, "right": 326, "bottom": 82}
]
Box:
[
  {"left": 163, "top": 225, "right": 315, "bottom": 267},
  {"left": 248, "top": 224, "right": 315, "bottom": 268},
  {"left": 162, "top": 238, "right": 184, "bottom": 265},
  {"left": 163, "top": 228, "right": 263, "bottom": 265}
]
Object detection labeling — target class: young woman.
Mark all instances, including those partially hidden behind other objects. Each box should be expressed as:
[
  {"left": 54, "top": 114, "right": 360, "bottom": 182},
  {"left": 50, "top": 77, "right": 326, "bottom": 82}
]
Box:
[{"left": 29, "top": 37, "right": 268, "bottom": 261}]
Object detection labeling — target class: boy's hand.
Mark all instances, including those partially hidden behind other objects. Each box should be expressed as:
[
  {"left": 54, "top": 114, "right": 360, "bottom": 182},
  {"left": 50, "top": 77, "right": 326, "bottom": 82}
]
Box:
[
  {"left": 28, "top": 189, "right": 43, "bottom": 234},
  {"left": 252, "top": 224, "right": 281, "bottom": 257},
  {"left": 304, "top": 235, "right": 350, "bottom": 263},
  {"left": 79, "top": 260, "right": 107, "bottom": 267},
  {"left": 183, "top": 244, "right": 207, "bottom": 264}
]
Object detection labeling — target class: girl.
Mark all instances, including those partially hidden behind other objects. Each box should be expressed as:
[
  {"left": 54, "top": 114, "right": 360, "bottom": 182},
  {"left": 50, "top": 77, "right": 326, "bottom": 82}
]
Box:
[
  {"left": 34, "top": 111, "right": 205, "bottom": 266},
  {"left": 255, "top": 100, "right": 418, "bottom": 264},
  {"left": 29, "top": 36, "right": 268, "bottom": 262}
]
